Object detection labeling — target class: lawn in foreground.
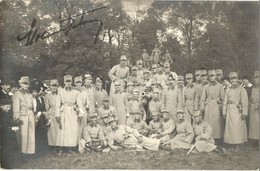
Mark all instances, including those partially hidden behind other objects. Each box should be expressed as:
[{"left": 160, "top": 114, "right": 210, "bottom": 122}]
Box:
[{"left": 2, "top": 143, "right": 259, "bottom": 170}]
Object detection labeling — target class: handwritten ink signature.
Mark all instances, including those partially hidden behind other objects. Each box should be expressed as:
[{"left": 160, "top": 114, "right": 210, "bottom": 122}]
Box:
[{"left": 17, "top": 6, "right": 107, "bottom": 46}]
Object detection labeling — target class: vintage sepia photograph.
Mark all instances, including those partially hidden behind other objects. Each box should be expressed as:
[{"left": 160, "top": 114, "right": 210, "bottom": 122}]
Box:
[{"left": 0, "top": 0, "right": 259, "bottom": 169}]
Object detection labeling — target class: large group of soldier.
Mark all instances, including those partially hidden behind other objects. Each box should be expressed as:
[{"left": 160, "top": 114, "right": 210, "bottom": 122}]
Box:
[{"left": 0, "top": 49, "right": 259, "bottom": 159}]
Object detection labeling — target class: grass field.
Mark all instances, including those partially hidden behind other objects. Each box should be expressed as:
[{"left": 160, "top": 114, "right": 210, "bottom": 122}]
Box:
[{"left": 1, "top": 142, "right": 259, "bottom": 170}]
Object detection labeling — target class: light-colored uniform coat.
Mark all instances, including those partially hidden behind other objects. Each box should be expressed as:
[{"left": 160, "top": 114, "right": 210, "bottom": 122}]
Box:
[
  {"left": 193, "top": 120, "right": 216, "bottom": 152},
  {"left": 45, "top": 93, "right": 59, "bottom": 146},
  {"left": 170, "top": 120, "right": 194, "bottom": 149},
  {"left": 55, "top": 88, "right": 83, "bottom": 147},
  {"left": 249, "top": 85, "right": 259, "bottom": 139},
  {"left": 200, "top": 82, "right": 225, "bottom": 138},
  {"left": 108, "top": 64, "right": 129, "bottom": 94},
  {"left": 110, "top": 92, "right": 128, "bottom": 125},
  {"left": 94, "top": 89, "right": 108, "bottom": 109},
  {"left": 107, "top": 125, "right": 160, "bottom": 151},
  {"left": 183, "top": 84, "right": 196, "bottom": 123},
  {"left": 161, "top": 87, "right": 182, "bottom": 121},
  {"left": 223, "top": 85, "right": 248, "bottom": 144},
  {"left": 158, "top": 118, "right": 176, "bottom": 142},
  {"left": 12, "top": 89, "right": 35, "bottom": 154}
]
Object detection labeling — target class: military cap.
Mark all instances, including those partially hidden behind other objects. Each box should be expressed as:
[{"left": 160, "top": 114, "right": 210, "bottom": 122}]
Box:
[
  {"left": 201, "top": 70, "right": 207, "bottom": 76},
  {"left": 151, "top": 111, "right": 160, "bottom": 116},
  {"left": 161, "top": 110, "right": 169, "bottom": 114},
  {"left": 176, "top": 108, "right": 184, "bottom": 114},
  {"left": 208, "top": 70, "right": 216, "bottom": 76},
  {"left": 50, "top": 79, "right": 59, "bottom": 86},
  {"left": 120, "top": 55, "right": 127, "bottom": 61},
  {"left": 253, "top": 71, "right": 259, "bottom": 78},
  {"left": 96, "top": 77, "right": 102, "bottom": 84},
  {"left": 193, "top": 110, "right": 202, "bottom": 117},
  {"left": 102, "top": 96, "right": 110, "bottom": 102},
  {"left": 131, "top": 111, "right": 141, "bottom": 115},
  {"left": 74, "top": 76, "right": 83, "bottom": 83},
  {"left": 85, "top": 74, "right": 92, "bottom": 80},
  {"left": 143, "top": 69, "right": 150, "bottom": 74},
  {"left": 195, "top": 70, "right": 201, "bottom": 76},
  {"left": 178, "top": 75, "right": 184, "bottom": 81},
  {"left": 133, "top": 88, "right": 139, "bottom": 94},
  {"left": 185, "top": 73, "right": 193, "bottom": 79},
  {"left": 216, "top": 69, "right": 223, "bottom": 76},
  {"left": 19, "top": 76, "right": 30, "bottom": 84},
  {"left": 143, "top": 49, "right": 147, "bottom": 52},
  {"left": 131, "top": 66, "right": 138, "bottom": 71},
  {"left": 151, "top": 79, "right": 157, "bottom": 85},
  {"left": 153, "top": 88, "right": 160, "bottom": 94},
  {"left": 164, "top": 62, "right": 170, "bottom": 68},
  {"left": 229, "top": 72, "right": 238, "bottom": 79},
  {"left": 64, "top": 75, "right": 72, "bottom": 82},
  {"left": 152, "top": 64, "right": 159, "bottom": 69},
  {"left": 114, "top": 81, "right": 121, "bottom": 86}
]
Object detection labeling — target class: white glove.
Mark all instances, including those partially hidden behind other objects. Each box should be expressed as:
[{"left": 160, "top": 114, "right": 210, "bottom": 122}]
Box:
[{"left": 37, "top": 112, "right": 42, "bottom": 118}]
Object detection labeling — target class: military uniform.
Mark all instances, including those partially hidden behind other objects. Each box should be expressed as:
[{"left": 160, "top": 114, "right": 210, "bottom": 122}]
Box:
[
  {"left": 94, "top": 78, "right": 108, "bottom": 109},
  {"left": 194, "top": 70, "right": 207, "bottom": 111},
  {"left": 45, "top": 79, "right": 59, "bottom": 146},
  {"left": 170, "top": 109, "right": 194, "bottom": 149},
  {"left": 151, "top": 45, "right": 161, "bottom": 64},
  {"left": 249, "top": 71, "right": 259, "bottom": 140},
  {"left": 223, "top": 72, "right": 248, "bottom": 144},
  {"left": 98, "top": 101, "right": 118, "bottom": 122},
  {"left": 110, "top": 82, "right": 128, "bottom": 125},
  {"left": 108, "top": 55, "right": 129, "bottom": 94},
  {"left": 107, "top": 123, "right": 160, "bottom": 151},
  {"left": 126, "top": 115, "right": 150, "bottom": 136},
  {"left": 176, "top": 75, "right": 185, "bottom": 108},
  {"left": 12, "top": 76, "right": 35, "bottom": 154},
  {"left": 55, "top": 75, "right": 84, "bottom": 147},
  {"left": 183, "top": 73, "right": 196, "bottom": 123},
  {"left": 148, "top": 89, "right": 162, "bottom": 115},
  {"left": 200, "top": 70, "right": 225, "bottom": 139},
  {"left": 142, "top": 49, "right": 151, "bottom": 68}
]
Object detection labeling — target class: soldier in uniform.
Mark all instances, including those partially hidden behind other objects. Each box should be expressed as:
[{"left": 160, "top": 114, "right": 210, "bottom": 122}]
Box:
[
  {"left": 142, "top": 49, "right": 151, "bottom": 68},
  {"left": 136, "top": 60, "right": 144, "bottom": 81},
  {"left": 164, "top": 50, "right": 173, "bottom": 64},
  {"left": 148, "top": 111, "right": 162, "bottom": 137},
  {"left": 163, "top": 62, "right": 178, "bottom": 82},
  {"left": 107, "top": 117, "right": 160, "bottom": 151},
  {"left": 192, "top": 110, "right": 219, "bottom": 153},
  {"left": 78, "top": 112, "right": 107, "bottom": 153},
  {"left": 151, "top": 64, "right": 159, "bottom": 80},
  {"left": 223, "top": 72, "right": 248, "bottom": 152},
  {"left": 125, "top": 82, "right": 134, "bottom": 101},
  {"left": 142, "top": 69, "right": 152, "bottom": 87},
  {"left": 200, "top": 70, "right": 225, "bottom": 141},
  {"left": 161, "top": 77, "right": 181, "bottom": 121},
  {"left": 194, "top": 70, "right": 207, "bottom": 114},
  {"left": 126, "top": 111, "right": 150, "bottom": 136},
  {"left": 183, "top": 73, "right": 196, "bottom": 123},
  {"left": 74, "top": 76, "right": 83, "bottom": 92},
  {"left": 108, "top": 55, "right": 129, "bottom": 95},
  {"left": 55, "top": 75, "right": 84, "bottom": 155},
  {"left": 110, "top": 81, "right": 127, "bottom": 125},
  {"left": 83, "top": 74, "right": 95, "bottom": 113},
  {"left": 223, "top": 76, "right": 231, "bottom": 92},
  {"left": 176, "top": 75, "right": 185, "bottom": 107},
  {"left": 98, "top": 96, "right": 118, "bottom": 123},
  {"left": 154, "top": 65, "right": 167, "bottom": 89},
  {"left": 127, "top": 66, "right": 142, "bottom": 90},
  {"left": 148, "top": 88, "right": 162, "bottom": 116},
  {"left": 151, "top": 44, "right": 161, "bottom": 64},
  {"left": 94, "top": 77, "right": 108, "bottom": 109},
  {"left": 248, "top": 71, "right": 259, "bottom": 141},
  {"left": 216, "top": 69, "right": 224, "bottom": 84},
  {"left": 169, "top": 108, "right": 194, "bottom": 150},
  {"left": 12, "top": 76, "right": 35, "bottom": 154},
  {"left": 45, "top": 79, "right": 59, "bottom": 153}
]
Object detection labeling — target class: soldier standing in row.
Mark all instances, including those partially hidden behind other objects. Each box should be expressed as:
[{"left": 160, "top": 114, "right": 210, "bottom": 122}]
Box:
[
  {"left": 200, "top": 70, "right": 225, "bottom": 141},
  {"left": 142, "top": 49, "right": 151, "bottom": 69},
  {"left": 12, "top": 76, "right": 35, "bottom": 154},
  {"left": 151, "top": 44, "right": 161, "bottom": 64},
  {"left": 223, "top": 72, "right": 248, "bottom": 152}
]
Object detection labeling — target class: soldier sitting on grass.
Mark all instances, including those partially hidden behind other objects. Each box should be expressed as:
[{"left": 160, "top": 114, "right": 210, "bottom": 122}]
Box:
[
  {"left": 126, "top": 111, "right": 150, "bottom": 136},
  {"left": 79, "top": 112, "right": 107, "bottom": 153},
  {"left": 148, "top": 111, "right": 162, "bottom": 137}
]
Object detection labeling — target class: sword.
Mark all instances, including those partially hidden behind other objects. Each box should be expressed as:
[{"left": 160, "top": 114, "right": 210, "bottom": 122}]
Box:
[{"left": 187, "top": 144, "right": 195, "bottom": 155}]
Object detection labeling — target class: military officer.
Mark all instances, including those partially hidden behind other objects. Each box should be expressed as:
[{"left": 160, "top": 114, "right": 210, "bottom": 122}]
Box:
[
  {"left": 110, "top": 81, "right": 127, "bottom": 125},
  {"left": 223, "top": 72, "right": 248, "bottom": 152},
  {"left": 194, "top": 70, "right": 207, "bottom": 113},
  {"left": 142, "top": 69, "right": 152, "bottom": 87},
  {"left": 249, "top": 71, "right": 259, "bottom": 141},
  {"left": 78, "top": 112, "right": 107, "bottom": 153},
  {"left": 74, "top": 76, "right": 83, "bottom": 92},
  {"left": 154, "top": 65, "right": 167, "bottom": 89},
  {"left": 94, "top": 77, "right": 108, "bottom": 109},
  {"left": 107, "top": 117, "right": 160, "bottom": 151},
  {"left": 127, "top": 66, "right": 142, "bottom": 89},
  {"left": 148, "top": 88, "right": 162, "bottom": 116},
  {"left": 126, "top": 81, "right": 134, "bottom": 101},
  {"left": 108, "top": 55, "right": 129, "bottom": 95},
  {"left": 98, "top": 96, "right": 118, "bottom": 123},
  {"left": 200, "top": 70, "right": 225, "bottom": 140},
  {"left": 183, "top": 73, "right": 196, "bottom": 123},
  {"left": 45, "top": 79, "right": 59, "bottom": 152},
  {"left": 176, "top": 75, "right": 185, "bottom": 107},
  {"left": 55, "top": 75, "right": 84, "bottom": 154},
  {"left": 82, "top": 74, "right": 95, "bottom": 113},
  {"left": 169, "top": 108, "right": 194, "bottom": 150},
  {"left": 12, "top": 76, "right": 35, "bottom": 154}
]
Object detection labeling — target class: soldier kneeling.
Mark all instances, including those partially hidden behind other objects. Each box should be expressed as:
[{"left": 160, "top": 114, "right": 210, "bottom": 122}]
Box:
[{"left": 79, "top": 112, "right": 107, "bottom": 153}]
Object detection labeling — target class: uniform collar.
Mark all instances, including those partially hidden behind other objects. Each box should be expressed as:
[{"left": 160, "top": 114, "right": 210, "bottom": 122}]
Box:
[
  {"left": 209, "top": 81, "right": 217, "bottom": 86},
  {"left": 187, "top": 83, "right": 194, "bottom": 88},
  {"left": 65, "top": 87, "right": 72, "bottom": 91},
  {"left": 19, "top": 88, "right": 29, "bottom": 94}
]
